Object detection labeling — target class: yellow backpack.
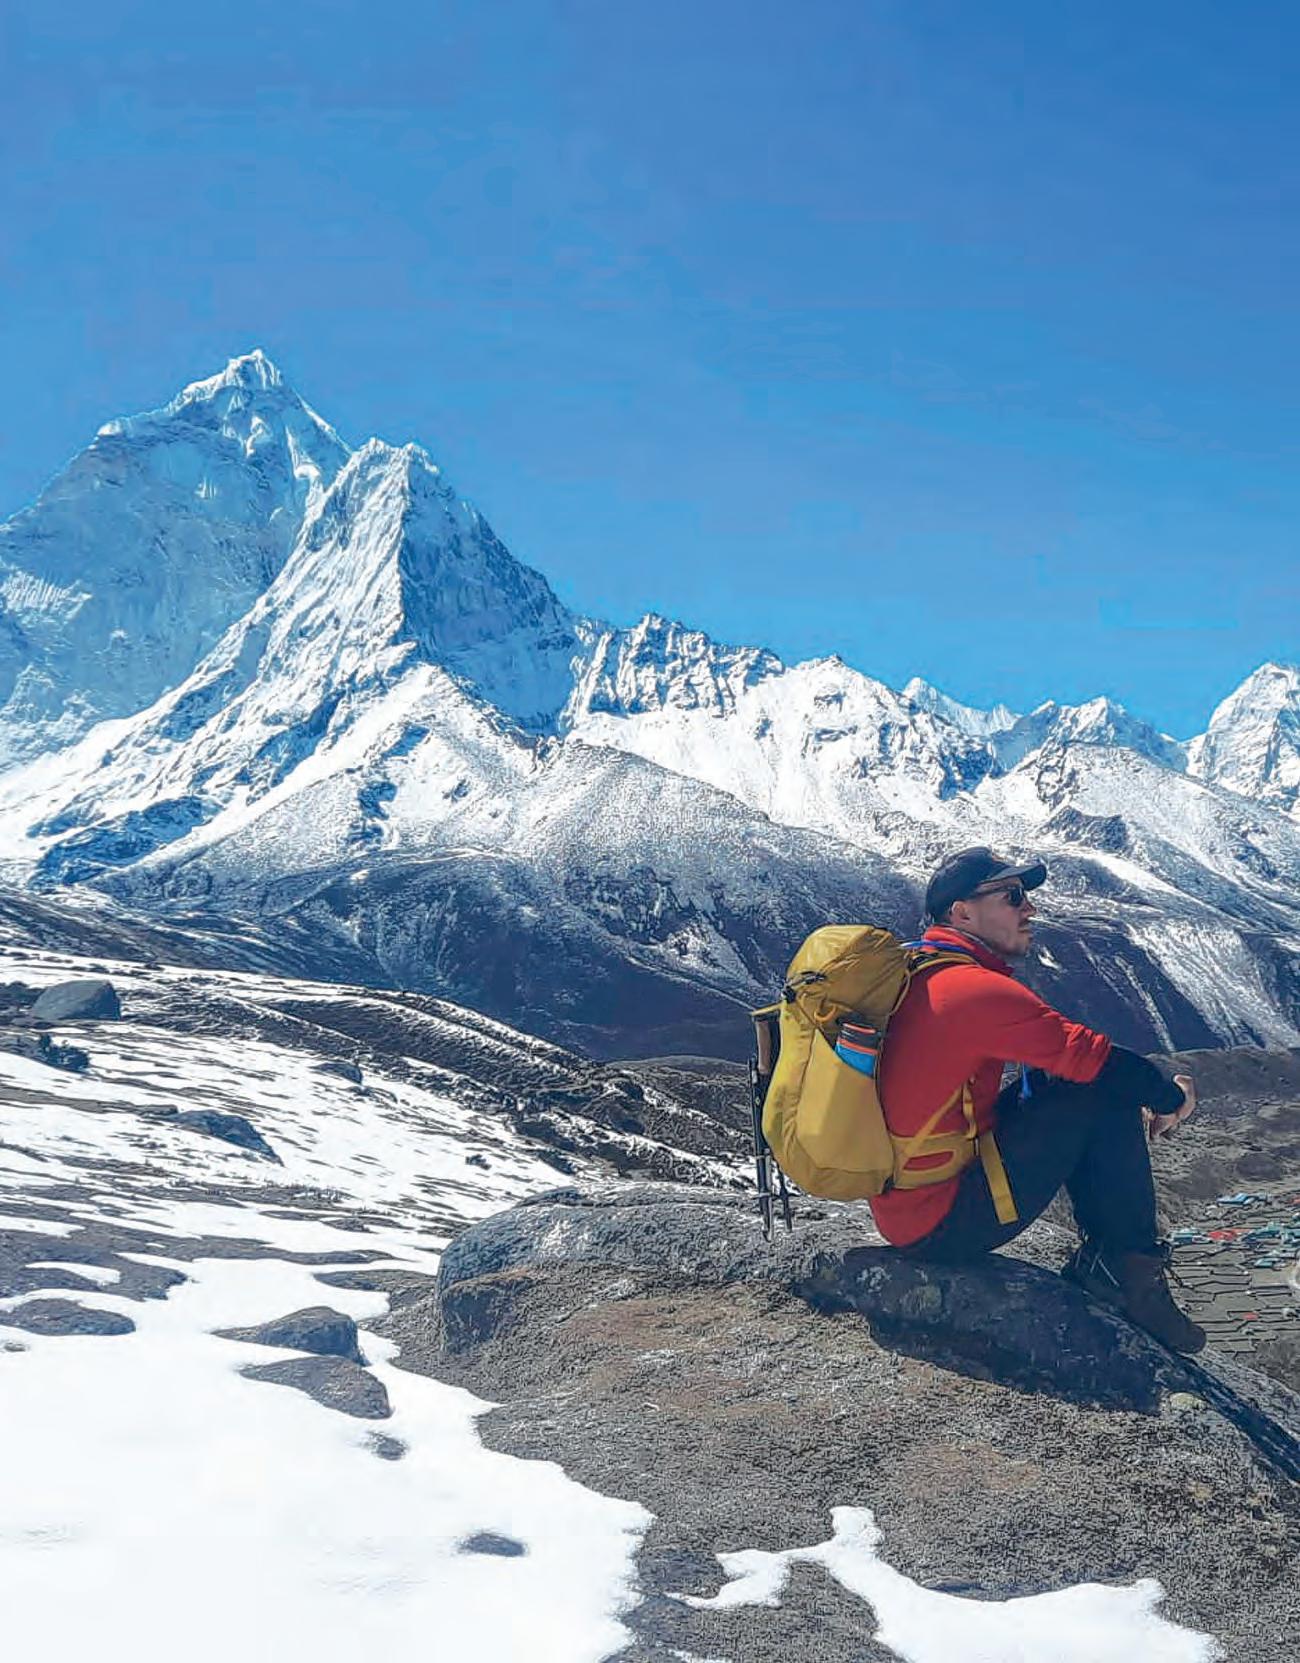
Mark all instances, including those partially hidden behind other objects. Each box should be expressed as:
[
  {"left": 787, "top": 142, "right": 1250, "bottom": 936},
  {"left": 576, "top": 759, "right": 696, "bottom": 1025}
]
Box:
[{"left": 750, "top": 925, "right": 1016, "bottom": 1232}]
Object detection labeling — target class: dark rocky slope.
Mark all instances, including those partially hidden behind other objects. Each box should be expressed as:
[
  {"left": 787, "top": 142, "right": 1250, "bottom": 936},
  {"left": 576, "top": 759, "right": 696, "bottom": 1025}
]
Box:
[{"left": 384, "top": 1183, "right": 1300, "bottom": 1663}]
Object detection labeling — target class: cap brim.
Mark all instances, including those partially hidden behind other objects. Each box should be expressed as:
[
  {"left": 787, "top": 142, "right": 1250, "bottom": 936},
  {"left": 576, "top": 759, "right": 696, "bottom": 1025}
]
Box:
[{"left": 982, "top": 860, "right": 1047, "bottom": 892}]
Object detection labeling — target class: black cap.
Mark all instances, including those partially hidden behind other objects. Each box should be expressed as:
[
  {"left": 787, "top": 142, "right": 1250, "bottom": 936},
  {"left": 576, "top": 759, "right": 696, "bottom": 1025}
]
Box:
[{"left": 925, "top": 846, "right": 1047, "bottom": 921}]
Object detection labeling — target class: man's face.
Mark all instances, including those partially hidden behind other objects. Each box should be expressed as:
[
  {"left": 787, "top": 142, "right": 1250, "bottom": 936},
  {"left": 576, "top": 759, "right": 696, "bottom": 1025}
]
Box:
[{"left": 949, "top": 880, "right": 1035, "bottom": 957}]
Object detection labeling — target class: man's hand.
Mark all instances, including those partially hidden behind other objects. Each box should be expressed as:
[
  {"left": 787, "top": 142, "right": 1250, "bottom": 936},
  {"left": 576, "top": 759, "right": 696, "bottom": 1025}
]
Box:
[{"left": 1147, "top": 1073, "right": 1196, "bottom": 1141}]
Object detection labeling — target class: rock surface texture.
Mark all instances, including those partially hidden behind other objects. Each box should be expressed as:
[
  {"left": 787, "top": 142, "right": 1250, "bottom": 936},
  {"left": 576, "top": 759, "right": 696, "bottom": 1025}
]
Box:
[
  {"left": 29, "top": 978, "right": 122, "bottom": 1023},
  {"left": 398, "top": 1182, "right": 1300, "bottom": 1663},
  {"left": 218, "top": 1305, "right": 365, "bottom": 1363}
]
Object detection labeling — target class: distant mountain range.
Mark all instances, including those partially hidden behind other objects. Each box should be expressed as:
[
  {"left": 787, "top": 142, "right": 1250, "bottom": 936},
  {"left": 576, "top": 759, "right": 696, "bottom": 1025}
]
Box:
[{"left": 1, "top": 350, "right": 1298, "bottom": 1058}]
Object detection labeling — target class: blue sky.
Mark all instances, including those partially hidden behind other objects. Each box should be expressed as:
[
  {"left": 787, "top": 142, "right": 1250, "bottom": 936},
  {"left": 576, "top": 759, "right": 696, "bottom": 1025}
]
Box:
[{"left": 3, "top": 0, "right": 1297, "bottom": 737}]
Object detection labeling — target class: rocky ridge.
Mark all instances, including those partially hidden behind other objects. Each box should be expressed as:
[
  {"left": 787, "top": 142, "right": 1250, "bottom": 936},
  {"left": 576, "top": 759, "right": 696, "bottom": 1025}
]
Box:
[{"left": 403, "top": 1181, "right": 1300, "bottom": 1662}]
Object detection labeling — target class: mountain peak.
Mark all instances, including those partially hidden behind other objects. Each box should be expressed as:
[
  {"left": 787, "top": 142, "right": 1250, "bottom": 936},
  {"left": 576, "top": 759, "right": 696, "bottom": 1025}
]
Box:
[
  {"left": 189, "top": 348, "right": 285, "bottom": 397},
  {"left": 274, "top": 436, "right": 581, "bottom": 731},
  {"left": 1209, "top": 662, "right": 1300, "bottom": 721},
  {"left": 1189, "top": 661, "right": 1300, "bottom": 812},
  {"left": 0, "top": 354, "right": 352, "bottom": 754},
  {"left": 563, "top": 612, "right": 783, "bottom": 726},
  {"left": 94, "top": 349, "right": 346, "bottom": 462},
  {"left": 989, "top": 694, "right": 1184, "bottom": 774},
  {"left": 903, "top": 677, "right": 1019, "bottom": 739}
]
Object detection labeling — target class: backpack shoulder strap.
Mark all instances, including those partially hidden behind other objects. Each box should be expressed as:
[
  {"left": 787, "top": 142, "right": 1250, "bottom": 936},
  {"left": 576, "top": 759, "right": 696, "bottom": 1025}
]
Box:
[{"left": 885, "top": 943, "right": 976, "bottom": 1018}]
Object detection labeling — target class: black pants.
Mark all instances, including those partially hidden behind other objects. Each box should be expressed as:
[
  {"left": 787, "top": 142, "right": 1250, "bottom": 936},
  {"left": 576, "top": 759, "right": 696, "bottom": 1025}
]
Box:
[{"left": 901, "top": 1071, "right": 1160, "bottom": 1263}]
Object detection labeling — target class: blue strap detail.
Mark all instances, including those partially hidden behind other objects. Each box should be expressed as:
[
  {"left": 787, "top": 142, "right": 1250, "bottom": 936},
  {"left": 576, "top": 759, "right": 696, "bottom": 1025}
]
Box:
[{"left": 901, "top": 939, "right": 978, "bottom": 959}]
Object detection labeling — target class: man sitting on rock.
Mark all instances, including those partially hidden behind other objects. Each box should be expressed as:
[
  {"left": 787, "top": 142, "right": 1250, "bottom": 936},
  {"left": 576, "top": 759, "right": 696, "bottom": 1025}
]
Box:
[{"left": 871, "top": 846, "right": 1205, "bottom": 1353}]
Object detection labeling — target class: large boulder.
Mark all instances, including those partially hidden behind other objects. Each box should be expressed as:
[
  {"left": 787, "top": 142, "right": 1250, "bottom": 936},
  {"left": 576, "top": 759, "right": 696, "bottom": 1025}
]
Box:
[
  {"left": 240, "top": 1356, "right": 391, "bottom": 1420},
  {"left": 0, "top": 1031, "right": 90, "bottom": 1071},
  {"left": 172, "top": 1109, "right": 278, "bottom": 1162},
  {"left": 30, "top": 978, "right": 121, "bottom": 1022},
  {"left": 1, "top": 1298, "right": 134, "bottom": 1336},
  {"left": 390, "top": 1182, "right": 1300, "bottom": 1663},
  {"left": 218, "top": 1305, "right": 364, "bottom": 1363}
]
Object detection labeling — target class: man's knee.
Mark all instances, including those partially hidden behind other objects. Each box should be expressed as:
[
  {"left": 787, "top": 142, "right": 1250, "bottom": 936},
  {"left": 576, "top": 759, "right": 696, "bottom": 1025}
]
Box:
[{"left": 1034, "top": 1076, "right": 1147, "bottom": 1126}]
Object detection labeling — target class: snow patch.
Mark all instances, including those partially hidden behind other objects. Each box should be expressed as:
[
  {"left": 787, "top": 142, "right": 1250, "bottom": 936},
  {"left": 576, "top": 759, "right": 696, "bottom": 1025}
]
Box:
[{"left": 677, "top": 1507, "right": 1220, "bottom": 1663}]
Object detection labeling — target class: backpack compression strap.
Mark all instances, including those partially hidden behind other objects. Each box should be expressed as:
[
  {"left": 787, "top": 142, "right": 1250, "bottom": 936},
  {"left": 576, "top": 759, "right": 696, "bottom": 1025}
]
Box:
[{"left": 888, "top": 1080, "right": 1018, "bottom": 1226}]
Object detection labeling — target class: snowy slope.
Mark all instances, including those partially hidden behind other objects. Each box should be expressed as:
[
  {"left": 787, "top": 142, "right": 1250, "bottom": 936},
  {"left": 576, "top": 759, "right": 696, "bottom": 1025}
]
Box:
[{"left": 0, "top": 945, "right": 681, "bottom": 1658}]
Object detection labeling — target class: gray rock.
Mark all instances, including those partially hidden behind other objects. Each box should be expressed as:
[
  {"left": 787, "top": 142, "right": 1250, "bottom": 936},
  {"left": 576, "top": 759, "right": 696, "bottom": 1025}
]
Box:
[
  {"left": 401, "top": 1182, "right": 1300, "bottom": 1663},
  {"left": 30, "top": 978, "right": 121, "bottom": 1022},
  {"left": 173, "top": 1110, "right": 279, "bottom": 1161},
  {"left": 314, "top": 1058, "right": 363, "bottom": 1085},
  {"left": 240, "top": 1355, "right": 391, "bottom": 1419},
  {"left": 436, "top": 1182, "right": 1300, "bottom": 1454},
  {"left": 1, "top": 1298, "right": 134, "bottom": 1337},
  {"left": 367, "top": 1433, "right": 406, "bottom": 1460},
  {"left": 459, "top": 1532, "right": 527, "bottom": 1558},
  {"left": 314, "top": 1267, "right": 439, "bottom": 1312},
  {"left": 1, "top": 1263, "right": 116, "bottom": 1298},
  {"left": 0, "top": 1031, "right": 91, "bottom": 1072},
  {"left": 218, "top": 1305, "right": 364, "bottom": 1363}
]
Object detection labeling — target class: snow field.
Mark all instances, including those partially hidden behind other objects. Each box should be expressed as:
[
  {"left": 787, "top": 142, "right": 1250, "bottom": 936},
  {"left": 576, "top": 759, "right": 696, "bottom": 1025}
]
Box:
[
  {"left": 0, "top": 1004, "right": 654, "bottom": 1660},
  {"left": 0, "top": 1244, "right": 649, "bottom": 1661},
  {"left": 0, "top": 1004, "right": 568, "bottom": 1229}
]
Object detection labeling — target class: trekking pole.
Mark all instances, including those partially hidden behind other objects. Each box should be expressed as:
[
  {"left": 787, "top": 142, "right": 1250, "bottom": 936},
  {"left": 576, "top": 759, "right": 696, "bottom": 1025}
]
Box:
[
  {"left": 749, "top": 1055, "right": 774, "bottom": 1241},
  {"left": 749, "top": 1012, "right": 793, "bottom": 1241}
]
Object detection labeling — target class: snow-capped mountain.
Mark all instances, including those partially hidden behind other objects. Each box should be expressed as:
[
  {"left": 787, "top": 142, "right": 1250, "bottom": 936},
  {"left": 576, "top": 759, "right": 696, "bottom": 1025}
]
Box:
[
  {"left": 565, "top": 613, "right": 782, "bottom": 720},
  {"left": 901, "top": 677, "right": 1018, "bottom": 739},
  {"left": 0, "top": 352, "right": 348, "bottom": 764},
  {"left": 1188, "top": 662, "right": 1300, "bottom": 815},
  {"left": 2, "top": 352, "right": 1299, "bottom": 1058}
]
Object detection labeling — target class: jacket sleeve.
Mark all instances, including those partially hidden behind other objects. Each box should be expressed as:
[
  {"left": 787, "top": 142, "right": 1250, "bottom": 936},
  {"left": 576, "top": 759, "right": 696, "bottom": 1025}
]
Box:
[
  {"left": 1093, "top": 1046, "right": 1186, "bottom": 1115},
  {"left": 934, "top": 972, "right": 1112, "bottom": 1082}
]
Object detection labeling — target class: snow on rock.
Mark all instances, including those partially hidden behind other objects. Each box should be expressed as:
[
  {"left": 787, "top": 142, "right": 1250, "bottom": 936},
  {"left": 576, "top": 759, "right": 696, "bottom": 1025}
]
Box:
[
  {"left": 0, "top": 1250, "right": 648, "bottom": 1660},
  {"left": 0, "top": 944, "right": 749, "bottom": 1656},
  {"left": 902, "top": 676, "right": 1019, "bottom": 738},
  {"left": 678, "top": 1507, "right": 1221, "bottom": 1663},
  {"left": 992, "top": 696, "right": 1187, "bottom": 775},
  {"left": 565, "top": 612, "right": 783, "bottom": 720},
  {"left": 567, "top": 648, "right": 997, "bottom": 839}
]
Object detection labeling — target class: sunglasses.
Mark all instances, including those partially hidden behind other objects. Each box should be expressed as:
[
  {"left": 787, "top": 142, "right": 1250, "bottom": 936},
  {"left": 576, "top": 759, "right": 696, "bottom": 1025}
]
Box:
[{"left": 970, "top": 881, "right": 1029, "bottom": 908}]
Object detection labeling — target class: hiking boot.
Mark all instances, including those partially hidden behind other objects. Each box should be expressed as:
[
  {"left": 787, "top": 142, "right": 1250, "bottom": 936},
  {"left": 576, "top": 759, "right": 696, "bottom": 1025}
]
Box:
[{"left": 1061, "top": 1240, "right": 1206, "bottom": 1355}]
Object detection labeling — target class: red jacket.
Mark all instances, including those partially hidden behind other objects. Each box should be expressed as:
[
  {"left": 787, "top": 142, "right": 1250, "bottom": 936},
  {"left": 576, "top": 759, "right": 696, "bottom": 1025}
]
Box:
[{"left": 868, "top": 926, "right": 1112, "bottom": 1246}]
